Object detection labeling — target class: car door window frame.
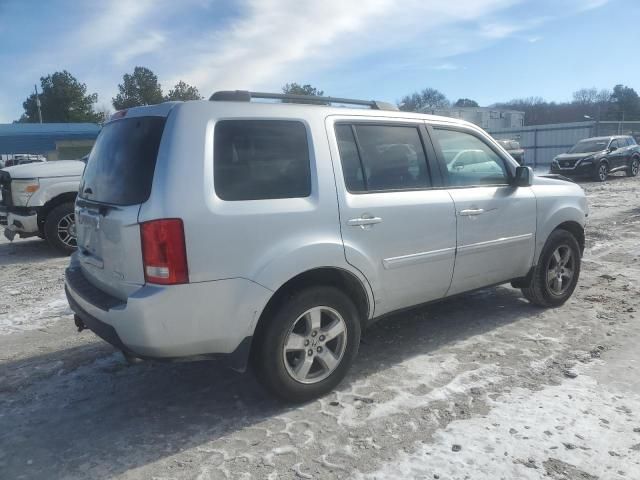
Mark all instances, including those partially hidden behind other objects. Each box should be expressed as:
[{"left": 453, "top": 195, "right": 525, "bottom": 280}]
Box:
[
  {"left": 334, "top": 120, "right": 444, "bottom": 194},
  {"left": 425, "top": 123, "right": 516, "bottom": 189}
]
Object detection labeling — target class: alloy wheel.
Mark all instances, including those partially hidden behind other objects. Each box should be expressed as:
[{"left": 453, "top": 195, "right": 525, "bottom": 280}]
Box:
[
  {"left": 632, "top": 159, "right": 639, "bottom": 176},
  {"left": 57, "top": 213, "right": 77, "bottom": 247},
  {"left": 598, "top": 163, "right": 608, "bottom": 181},
  {"left": 282, "top": 306, "right": 348, "bottom": 384},
  {"left": 546, "top": 245, "right": 574, "bottom": 296}
]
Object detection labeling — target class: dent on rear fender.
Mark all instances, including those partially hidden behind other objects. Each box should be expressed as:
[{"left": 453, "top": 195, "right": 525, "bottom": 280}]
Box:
[{"left": 251, "top": 240, "right": 376, "bottom": 319}]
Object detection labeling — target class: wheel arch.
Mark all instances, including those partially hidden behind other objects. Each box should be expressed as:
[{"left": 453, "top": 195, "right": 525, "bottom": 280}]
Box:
[
  {"left": 534, "top": 202, "right": 586, "bottom": 265},
  {"left": 554, "top": 221, "right": 585, "bottom": 254},
  {"left": 37, "top": 192, "right": 77, "bottom": 232},
  {"left": 252, "top": 267, "right": 372, "bottom": 349}
]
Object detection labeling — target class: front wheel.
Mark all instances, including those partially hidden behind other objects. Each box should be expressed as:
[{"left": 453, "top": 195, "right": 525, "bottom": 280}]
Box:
[
  {"left": 593, "top": 161, "right": 608, "bottom": 182},
  {"left": 252, "top": 286, "right": 361, "bottom": 403},
  {"left": 521, "top": 229, "right": 581, "bottom": 307},
  {"left": 44, "top": 202, "right": 77, "bottom": 254},
  {"left": 627, "top": 156, "right": 640, "bottom": 177}
]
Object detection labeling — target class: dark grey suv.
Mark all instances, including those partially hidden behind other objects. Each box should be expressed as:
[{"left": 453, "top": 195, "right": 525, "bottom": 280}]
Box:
[{"left": 550, "top": 135, "right": 640, "bottom": 181}]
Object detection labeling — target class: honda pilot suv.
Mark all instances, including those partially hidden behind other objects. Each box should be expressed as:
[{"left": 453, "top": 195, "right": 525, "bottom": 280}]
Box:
[{"left": 65, "top": 91, "right": 588, "bottom": 402}]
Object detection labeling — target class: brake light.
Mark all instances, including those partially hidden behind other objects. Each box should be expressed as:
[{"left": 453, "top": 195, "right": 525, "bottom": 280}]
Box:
[
  {"left": 140, "top": 219, "right": 189, "bottom": 285},
  {"left": 111, "top": 109, "right": 128, "bottom": 120}
]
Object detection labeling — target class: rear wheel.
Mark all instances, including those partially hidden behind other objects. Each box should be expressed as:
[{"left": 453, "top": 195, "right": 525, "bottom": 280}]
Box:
[
  {"left": 44, "top": 202, "right": 77, "bottom": 254},
  {"left": 627, "top": 156, "right": 640, "bottom": 177},
  {"left": 521, "top": 229, "right": 581, "bottom": 307},
  {"left": 593, "top": 161, "right": 608, "bottom": 182},
  {"left": 252, "top": 286, "right": 361, "bottom": 403}
]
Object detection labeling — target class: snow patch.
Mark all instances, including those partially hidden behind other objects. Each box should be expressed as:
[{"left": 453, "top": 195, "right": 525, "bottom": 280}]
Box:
[
  {"left": 0, "top": 292, "right": 71, "bottom": 335},
  {"left": 358, "top": 363, "right": 640, "bottom": 480}
]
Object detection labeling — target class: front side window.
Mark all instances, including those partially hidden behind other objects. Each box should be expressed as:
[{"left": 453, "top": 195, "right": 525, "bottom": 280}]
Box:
[
  {"left": 335, "top": 124, "right": 431, "bottom": 192},
  {"left": 214, "top": 120, "right": 311, "bottom": 201},
  {"left": 432, "top": 128, "right": 509, "bottom": 187}
]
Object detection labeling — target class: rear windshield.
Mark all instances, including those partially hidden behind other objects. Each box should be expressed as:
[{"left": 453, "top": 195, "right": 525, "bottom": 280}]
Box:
[{"left": 80, "top": 116, "right": 166, "bottom": 205}]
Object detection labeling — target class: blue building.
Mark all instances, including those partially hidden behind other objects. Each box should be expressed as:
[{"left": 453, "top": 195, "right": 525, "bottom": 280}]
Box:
[{"left": 0, "top": 123, "right": 101, "bottom": 161}]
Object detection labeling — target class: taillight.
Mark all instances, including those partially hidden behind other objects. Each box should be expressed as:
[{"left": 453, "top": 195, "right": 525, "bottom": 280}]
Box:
[{"left": 140, "top": 219, "right": 189, "bottom": 285}]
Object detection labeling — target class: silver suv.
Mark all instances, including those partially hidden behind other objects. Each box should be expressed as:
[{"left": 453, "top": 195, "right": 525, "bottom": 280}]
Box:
[{"left": 65, "top": 91, "right": 588, "bottom": 402}]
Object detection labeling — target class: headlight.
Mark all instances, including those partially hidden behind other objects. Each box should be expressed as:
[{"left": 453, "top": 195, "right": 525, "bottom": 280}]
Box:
[
  {"left": 11, "top": 178, "right": 39, "bottom": 205},
  {"left": 579, "top": 156, "right": 594, "bottom": 165}
]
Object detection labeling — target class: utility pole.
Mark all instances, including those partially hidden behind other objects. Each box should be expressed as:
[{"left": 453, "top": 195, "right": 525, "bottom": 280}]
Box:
[{"left": 34, "top": 84, "right": 43, "bottom": 123}]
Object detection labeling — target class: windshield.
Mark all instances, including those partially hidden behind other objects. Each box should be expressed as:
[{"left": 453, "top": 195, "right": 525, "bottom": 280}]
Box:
[
  {"left": 80, "top": 116, "right": 166, "bottom": 205},
  {"left": 569, "top": 139, "right": 609, "bottom": 154}
]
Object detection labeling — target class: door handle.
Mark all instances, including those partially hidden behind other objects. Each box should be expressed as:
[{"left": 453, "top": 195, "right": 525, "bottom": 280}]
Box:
[
  {"left": 459, "top": 208, "right": 485, "bottom": 216},
  {"left": 348, "top": 216, "right": 382, "bottom": 227}
]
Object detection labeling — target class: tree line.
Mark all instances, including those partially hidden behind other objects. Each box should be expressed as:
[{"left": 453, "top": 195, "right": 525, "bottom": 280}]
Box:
[
  {"left": 18, "top": 67, "right": 202, "bottom": 123},
  {"left": 398, "top": 85, "right": 640, "bottom": 125},
  {"left": 16, "top": 68, "right": 640, "bottom": 126}
]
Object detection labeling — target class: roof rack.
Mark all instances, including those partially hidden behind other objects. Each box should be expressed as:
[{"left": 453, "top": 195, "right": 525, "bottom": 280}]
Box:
[{"left": 209, "top": 90, "right": 398, "bottom": 111}]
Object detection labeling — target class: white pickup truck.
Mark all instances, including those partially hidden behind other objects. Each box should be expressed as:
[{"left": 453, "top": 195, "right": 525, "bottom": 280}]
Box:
[{"left": 0, "top": 158, "right": 85, "bottom": 253}]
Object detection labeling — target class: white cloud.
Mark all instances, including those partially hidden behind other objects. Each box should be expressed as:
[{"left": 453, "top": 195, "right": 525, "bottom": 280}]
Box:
[
  {"left": 112, "top": 32, "right": 166, "bottom": 65},
  {"left": 0, "top": 0, "right": 618, "bottom": 122},
  {"left": 431, "top": 63, "right": 460, "bottom": 71},
  {"left": 173, "top": 0, "right": 519, "bottom": 94}
]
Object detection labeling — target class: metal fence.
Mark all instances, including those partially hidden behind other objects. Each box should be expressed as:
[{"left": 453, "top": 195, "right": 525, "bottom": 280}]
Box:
[{"left": 488, "top": 121, "right": 640, "bottom": 169}]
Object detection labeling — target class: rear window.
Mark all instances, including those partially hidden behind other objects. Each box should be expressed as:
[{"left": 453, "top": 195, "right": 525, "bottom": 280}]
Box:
[
  {"left": 214, "top": 120, "right": 311, "bottom": 201},
  {"left": 80, "top": 116, "right": 166, "bottom": 205}
]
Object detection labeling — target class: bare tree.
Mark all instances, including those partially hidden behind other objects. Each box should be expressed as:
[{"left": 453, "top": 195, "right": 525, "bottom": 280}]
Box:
[{"left": 399, "top": 88, "right": 450, "bottom": 112}]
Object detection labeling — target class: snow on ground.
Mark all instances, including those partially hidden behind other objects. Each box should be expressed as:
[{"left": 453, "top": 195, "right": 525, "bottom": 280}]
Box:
[
  {"left": 0, "top": 174, "right": 639, "bottom": 479},
  {"left": 360, "top": 361, "right": 640, "bottom": 480},
  {"left": 0, "top": 292, "right": 70, "bottom": 335}
]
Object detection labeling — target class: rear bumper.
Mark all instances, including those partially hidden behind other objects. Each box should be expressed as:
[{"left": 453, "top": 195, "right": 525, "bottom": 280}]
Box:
[{"left": 64, "top": 254, "right": 272, "bottom": 369}]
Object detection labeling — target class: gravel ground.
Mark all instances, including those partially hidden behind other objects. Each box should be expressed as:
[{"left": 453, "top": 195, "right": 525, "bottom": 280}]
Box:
[{"left": 1, "top": 175, "right": 639, "bottom": 480}]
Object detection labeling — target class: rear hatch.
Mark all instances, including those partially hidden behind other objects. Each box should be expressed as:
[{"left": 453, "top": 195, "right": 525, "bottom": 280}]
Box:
[{"left": 76, "top": 115, "right": 167, "bottom": 300}]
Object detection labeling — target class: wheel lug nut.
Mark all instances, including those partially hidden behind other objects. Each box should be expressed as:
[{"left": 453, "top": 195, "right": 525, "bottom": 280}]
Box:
[
  {"left": 307, "top": 349, "right": 313, "bottom": 356},
  {"left": 304, "top": 339, "right": 309, "bottom": 346},
  {"left": 311, "top": 331, "right": 317, "bottom": 337},
  {"left": 317, "top": 346, "right": 323, "bottom": 353},
  {"left": 319, "top": 335, "right": 325, "bottom": 341}
]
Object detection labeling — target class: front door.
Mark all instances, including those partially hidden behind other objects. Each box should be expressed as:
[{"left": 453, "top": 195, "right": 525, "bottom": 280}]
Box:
[
  {"left": 429, "top": 126, "right": 537, "bottom": 296},
  {"left": 328, "top": 118, "right": 457, "bottom": 316}
]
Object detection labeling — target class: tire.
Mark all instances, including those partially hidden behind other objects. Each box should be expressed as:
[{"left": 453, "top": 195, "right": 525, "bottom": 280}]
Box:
[
  {"left": 521, "top": 229, "right": 581, "bottom": 307},
  {"left": 44, "top": 202, "right": 77, "bottom": 254},
  {"left": 252, "top": 286, "right": 361, "bottom": 403},
  {"left": 593, "top": 161, "right": 608, "bottom": 182},
  {"left": 627, "top": 156, "right": 640, "bottom": 177}
]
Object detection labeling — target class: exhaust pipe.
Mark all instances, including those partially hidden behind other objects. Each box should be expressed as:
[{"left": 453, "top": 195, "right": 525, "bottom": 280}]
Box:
[{"left": 74, "top": 314, "right": 86, "bottom": 332}]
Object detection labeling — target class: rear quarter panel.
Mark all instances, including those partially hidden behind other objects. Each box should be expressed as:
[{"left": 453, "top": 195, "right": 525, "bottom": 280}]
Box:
[{"left": 138, "top": 101, "right": 374, "bottom": 316}]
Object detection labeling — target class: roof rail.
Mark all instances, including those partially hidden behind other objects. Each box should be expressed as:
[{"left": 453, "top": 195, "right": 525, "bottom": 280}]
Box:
[{"left": 209, "top": 90, "right": 399, "bottom": 111}]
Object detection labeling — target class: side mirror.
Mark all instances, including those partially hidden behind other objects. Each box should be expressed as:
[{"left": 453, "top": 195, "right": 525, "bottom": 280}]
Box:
[
  {"left": 514, "top": 166, "right": 533, "bottom": 187},
  {"left": 608, "top": 145, "right": 617, "bottom": 152}
]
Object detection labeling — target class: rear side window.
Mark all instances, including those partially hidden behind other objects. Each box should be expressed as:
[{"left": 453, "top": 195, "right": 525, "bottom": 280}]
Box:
[
  {"left": 214, "top": 120, "right": 311, "bottom": 201},
  {"left": 80, "top": 116, "right": 166, "bottom": 205},
  {"left": 335, "top": 124, "right": 431, "bottom": 192},
  {"left": 213, "top": 120, "right": 311, "bottom": 200}
]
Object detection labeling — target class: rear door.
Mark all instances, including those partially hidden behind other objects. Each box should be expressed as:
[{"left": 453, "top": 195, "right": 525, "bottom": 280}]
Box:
[
  {"left": 75, "top": 115, "right": 167, "bottom": 300},
  {"left": 328, "top": 117, "right": 456, "bottom": 315},
  {"left": 607, "top": 138, "right": 625, "bottom": 169},
  {"left": 429, "top": 125, "right": 536, "bottom": 296}
]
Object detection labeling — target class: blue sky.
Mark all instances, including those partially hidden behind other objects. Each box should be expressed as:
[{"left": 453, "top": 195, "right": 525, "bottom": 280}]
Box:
[{"left": 1, "top": 0, "right": 638, "bottom": 123}]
